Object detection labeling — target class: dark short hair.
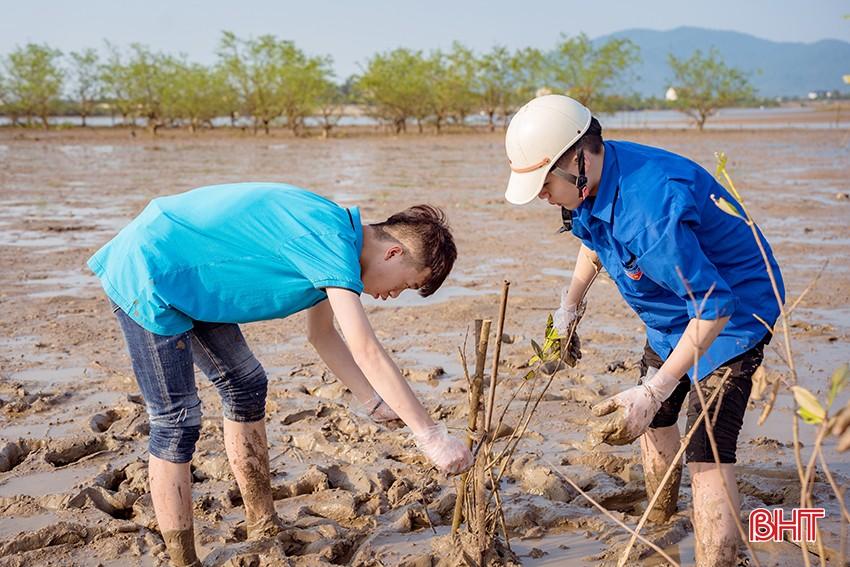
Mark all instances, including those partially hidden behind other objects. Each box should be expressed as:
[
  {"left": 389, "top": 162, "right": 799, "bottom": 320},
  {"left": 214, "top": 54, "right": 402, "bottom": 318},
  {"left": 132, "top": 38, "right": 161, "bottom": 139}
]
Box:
[
  {"left": 370, "top": 205, "right": 457, "bottom": 297},
  {"left": 554, "top": 116, "right": 604, "bottom": 169}
]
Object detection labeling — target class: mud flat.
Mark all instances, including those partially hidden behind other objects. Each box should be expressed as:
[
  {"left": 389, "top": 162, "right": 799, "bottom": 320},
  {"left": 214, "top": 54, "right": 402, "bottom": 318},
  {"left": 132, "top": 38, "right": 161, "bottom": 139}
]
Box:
[{"left": 0, "top": 127, "right": 848, "bottom": 565}]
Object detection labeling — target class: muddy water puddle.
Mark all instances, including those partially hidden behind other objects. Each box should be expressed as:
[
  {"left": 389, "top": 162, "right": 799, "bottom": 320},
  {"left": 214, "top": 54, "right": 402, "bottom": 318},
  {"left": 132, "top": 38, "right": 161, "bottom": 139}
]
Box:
[
  {"left": 0, "top": 512, "right": 59, "bottom": 538},
  {"left": 512, "top": 530, "right": 608, "bottom": 565},
  {"left": 24, "top": 268, "right": 98, "bottom": 298},
  {"left": 10, "top": 365, "right": 89, "bottom": 385},
  {"left": 1, "top": 417, "right": 83, "bottom": 440},
  {"left": 0, "top": 464, "right": 101, "bottom": 498},
  {"left": 362, "top": 284, "right": 498, "bottom": 308},
  {"left": 0, "top": 202, "right": 129, "bottom": 251},
  {"left": 398, "top": 346, "right": 464, "bottom": 379}
]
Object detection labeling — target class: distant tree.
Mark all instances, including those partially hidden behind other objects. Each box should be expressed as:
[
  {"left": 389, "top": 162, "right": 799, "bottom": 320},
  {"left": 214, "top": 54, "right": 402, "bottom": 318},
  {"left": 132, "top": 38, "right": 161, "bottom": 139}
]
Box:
[
  {"left": 424, "top": 50, "right": 451, "bottom": 133},
  {"left": 100, "top": 42, "right": 136, "bottom": 125},
  {"left": 217, "top": 32, "right": 329, "bottom": 135},
  {"left": 162, "top": 60, "right": 230, "bottom": 132},
  {"left": 0, "top": 69, "right": 11, "bottom": 124},
  {"left": 124, "top": 44, "right": 172, "bottom": 134},
  {"left": 505, "top": 47, "right": 546, "bottom": 120},
  {"left": 2, "top": 43, "right": 64, "bottom": 128},
  {"left": 218, "top": 32, "right": 284, "bottom": 134},
  {"left": 476, "top": 46, "right": 544, "bottom": 131},
  {"left": 315, "top": 78, "right": 345, "bottom": 138},
  {"left": 68, "top": 48, "right": 101, "bottom": 127},
  {"left": 475, "top": 46, "right": 512, "bottom": 131},
  {"left": 356, "top": 48, "right": 429, "bottom": 134},
  {"left": 545, "top": 33, "right": 640, "bottom": 111},
  {"left": 426, "top": 43, "right": 477, "bottom": 133},
  {"left": 667, "top": 48, "right": 755, "bottom": 130},
  {"left": 278, "top": 51, "right": 334, "bottom": 136}
]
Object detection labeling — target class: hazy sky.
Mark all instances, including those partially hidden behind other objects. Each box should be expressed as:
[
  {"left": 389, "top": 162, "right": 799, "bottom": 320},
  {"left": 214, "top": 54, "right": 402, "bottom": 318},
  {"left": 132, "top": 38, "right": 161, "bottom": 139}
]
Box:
[{"left": 2, "top": 0, "right": 848, "bottom": 78}]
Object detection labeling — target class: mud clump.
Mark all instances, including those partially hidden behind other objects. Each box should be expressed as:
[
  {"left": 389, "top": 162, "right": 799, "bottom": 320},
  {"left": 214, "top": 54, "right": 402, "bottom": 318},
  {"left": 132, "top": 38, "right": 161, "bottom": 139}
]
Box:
[
  {"left": 43, "top": 435, "right": 106, "bottom": 467},
  {"left": 403, "top": 367, "right": 446, "bottom": 382},
  {"left": 591, "top": 515, "right": 691, "bottom": 564},
  {"left": 518, "top": 464, "right": 578, "bottom": 503},
  {"left": 430, "top": 531, "right": 521, "bottom": 567},
  {"left": 192, "top": 452, "right": 233, "bottom": 483},
  {"left": 0, "top": 521, "right": 89, "bottom": 557},
  {"left": 89, "top": 409, "right": 122, "bottom": 433},
  {"left": 0, "top": 439, "right": 36, "bottom": 472},
  {"left": 0, "top": 388, "right": 66, "bottom": 416},
  {"left": 304, "top": 489, "right": 358, "bottom": 523}
]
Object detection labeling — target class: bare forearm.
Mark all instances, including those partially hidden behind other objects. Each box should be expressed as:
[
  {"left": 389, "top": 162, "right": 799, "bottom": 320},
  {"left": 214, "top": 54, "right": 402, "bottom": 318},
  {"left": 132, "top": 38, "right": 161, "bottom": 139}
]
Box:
[
  {"left": 564, "top": 244, "right": 601, "bottom": 306},
  {"left": 352, "top": 345, "right": 434, "bottom": 434},
  {"left": 310, "top": 331, "right": 377, "bottom": 403},
  {"left": 660, "top": 317, "right": 730, "bottom": 379},
  {"left": 324, "top": 288, "right": 435, "bottom": 434}
]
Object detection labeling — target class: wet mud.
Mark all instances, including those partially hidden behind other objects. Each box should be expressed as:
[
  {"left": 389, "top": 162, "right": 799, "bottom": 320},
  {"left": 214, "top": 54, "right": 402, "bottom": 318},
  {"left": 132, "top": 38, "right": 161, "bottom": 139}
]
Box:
[{"left": 0, "top": 127, "right": 848, "bottom": 565}]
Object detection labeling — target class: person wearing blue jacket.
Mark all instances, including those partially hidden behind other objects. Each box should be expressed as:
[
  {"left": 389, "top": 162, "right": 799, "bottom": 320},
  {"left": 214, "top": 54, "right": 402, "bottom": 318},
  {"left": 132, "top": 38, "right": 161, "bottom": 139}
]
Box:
[
  {"left": 88, "top": 183, "right": 472, "bottom": 566},
  {"left": 503, "top": 95, "right": 784, "bottom": 567}
]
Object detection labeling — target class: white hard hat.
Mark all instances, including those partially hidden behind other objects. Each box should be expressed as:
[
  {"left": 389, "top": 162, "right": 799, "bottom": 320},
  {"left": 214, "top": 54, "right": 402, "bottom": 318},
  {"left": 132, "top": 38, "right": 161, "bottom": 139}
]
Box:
[{"left": 504, "top": 95, "right": 592, "bottom": 205}]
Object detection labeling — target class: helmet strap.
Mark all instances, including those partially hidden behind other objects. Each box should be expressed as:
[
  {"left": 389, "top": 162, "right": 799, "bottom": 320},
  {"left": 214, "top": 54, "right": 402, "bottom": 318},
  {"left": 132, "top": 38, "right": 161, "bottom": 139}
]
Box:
[{"left": 576, "top": 148, "right": 589, "bottom": 200}]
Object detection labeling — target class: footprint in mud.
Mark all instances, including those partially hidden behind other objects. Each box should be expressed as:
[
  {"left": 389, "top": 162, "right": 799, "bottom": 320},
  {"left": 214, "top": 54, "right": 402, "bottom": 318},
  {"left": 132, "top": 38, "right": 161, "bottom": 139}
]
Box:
[
  {"left": 89, "top": 405, "right": 147, "bottom": 438},
  {"left": 0, "top": 439, "right": 36, "bottom": 472},
  {"left": 43, "top": 435, "right": 106, "bottom": 467},
  {"left": 62, "top": 460, "right": 147, "bottom": 527}
]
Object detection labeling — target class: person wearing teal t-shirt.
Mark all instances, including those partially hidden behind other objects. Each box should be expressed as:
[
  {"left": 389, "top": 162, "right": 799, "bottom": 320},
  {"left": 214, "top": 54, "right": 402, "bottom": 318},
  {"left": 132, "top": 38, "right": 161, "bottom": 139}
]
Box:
[{"left": 88, "top": 183, "right": 471, "bottom": 566}]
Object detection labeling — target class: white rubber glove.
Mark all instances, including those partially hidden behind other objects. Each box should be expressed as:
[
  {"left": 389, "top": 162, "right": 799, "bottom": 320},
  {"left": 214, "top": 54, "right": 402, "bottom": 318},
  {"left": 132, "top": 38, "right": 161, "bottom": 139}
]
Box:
[
  {"left": 552, "top": 286, "right": 578, "bottom": 337},
  {"left": 413, "top": 423, "right": 473, "bottom": 474},
  {"left": 359, "top": 393, "right": 400, "bottom": 423},
  {"left": 591, "top": 368, "right": 681, "bottom": 446}
]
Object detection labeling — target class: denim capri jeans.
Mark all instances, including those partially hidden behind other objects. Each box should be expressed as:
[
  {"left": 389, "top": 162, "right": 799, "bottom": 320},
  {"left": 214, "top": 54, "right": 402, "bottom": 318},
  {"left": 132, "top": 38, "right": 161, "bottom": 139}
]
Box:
[{"left": 111, "top": 301, "right": 268, "bottom": 463}]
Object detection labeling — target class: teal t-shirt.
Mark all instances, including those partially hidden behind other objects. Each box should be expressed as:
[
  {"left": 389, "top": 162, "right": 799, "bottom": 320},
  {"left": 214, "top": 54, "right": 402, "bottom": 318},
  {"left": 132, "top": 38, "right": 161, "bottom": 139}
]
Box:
[{"left": 88, "top": 183, "right": 364, "bottom": 335}]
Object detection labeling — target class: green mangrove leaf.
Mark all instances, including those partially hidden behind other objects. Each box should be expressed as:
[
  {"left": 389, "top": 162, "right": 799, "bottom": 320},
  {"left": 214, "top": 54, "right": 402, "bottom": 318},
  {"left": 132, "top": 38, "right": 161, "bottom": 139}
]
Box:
[
  {"left": 791, "top": 385, "right": 825, "bottom": 425},
  {"left": 714, "top": 151, "right": 728, "bottom": 177},
  {"left": 530, "top": 339, "right": 544, "bottom": 361},
  {"left": 710, "top": 194, "right": 744, "bottom": 220}
]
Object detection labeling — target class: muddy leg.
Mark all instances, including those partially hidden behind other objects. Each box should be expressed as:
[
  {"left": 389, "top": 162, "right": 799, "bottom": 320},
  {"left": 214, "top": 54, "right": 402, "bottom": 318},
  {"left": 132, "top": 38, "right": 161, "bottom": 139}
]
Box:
[
  {"left": 640, "top": 424, "right": 682, "bottom": 523},
  {"left": 149, "top": 455, "right": 200, "bottom": 566},
  {"left": 690, "top": 462, "right": 739, "bottom": 567},
  {"left": 223, "top": 418, "right": 282, "bottom": 540}
]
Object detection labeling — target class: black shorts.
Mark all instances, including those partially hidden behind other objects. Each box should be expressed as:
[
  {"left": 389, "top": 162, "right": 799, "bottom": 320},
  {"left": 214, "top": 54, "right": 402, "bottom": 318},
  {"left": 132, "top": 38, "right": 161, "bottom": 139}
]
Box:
[{"left": 640, "top": 336, "right": 769, "bottom": 464}]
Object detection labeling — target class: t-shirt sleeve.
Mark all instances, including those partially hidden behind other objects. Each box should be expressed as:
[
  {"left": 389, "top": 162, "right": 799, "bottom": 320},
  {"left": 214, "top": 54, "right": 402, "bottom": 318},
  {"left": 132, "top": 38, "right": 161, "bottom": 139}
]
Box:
[{"left": 282, "top": 231, "right": 364, "bottom": 294}]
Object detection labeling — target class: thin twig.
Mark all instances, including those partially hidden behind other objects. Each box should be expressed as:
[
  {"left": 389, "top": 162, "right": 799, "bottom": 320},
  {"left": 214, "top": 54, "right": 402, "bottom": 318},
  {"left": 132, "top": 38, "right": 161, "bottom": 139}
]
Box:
[
  {"left": 800, "top": 422, "right": 831, "bottom": 566},
  {"left": 484, "top": 280, "right": 510, "bottom": 434},
  {"left": 816, "top": 447, "right": 850, "bottom": 524},
  {"left": 539, "top": 455, "right": 681, "bottom": 567},
  {"left": 787, "top": 260, "right": 829, "bottom": 315}
]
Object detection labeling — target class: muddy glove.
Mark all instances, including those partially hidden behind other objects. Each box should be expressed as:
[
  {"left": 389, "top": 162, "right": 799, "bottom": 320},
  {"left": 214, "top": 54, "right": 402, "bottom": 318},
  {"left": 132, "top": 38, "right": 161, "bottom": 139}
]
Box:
[
  {"left": 553, "top": 288, "right": 585, "bottom": 367},
  {"left": 552, "top": 287, "right": 578, "bottom": 336},
  {"left": 591, "top": 368, "right": 680, "bottom": 446},
  {"left": 413, "top": 423, "right": 473, "bottom": 474},
  {"left": 359, "top": 393, "right": 400, "bottom": 423}
]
